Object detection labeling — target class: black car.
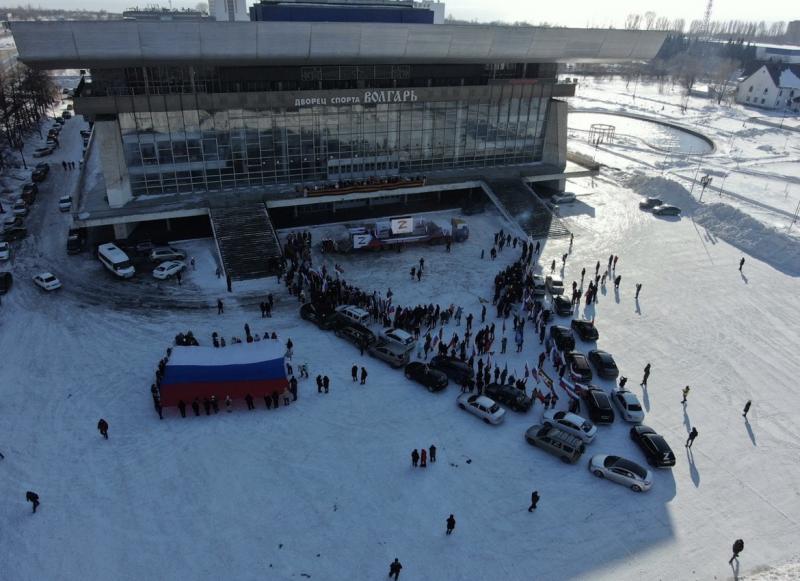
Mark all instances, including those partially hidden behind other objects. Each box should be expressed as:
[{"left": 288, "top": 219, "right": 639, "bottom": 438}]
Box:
[
  {"left": 484, "top": 382, "right": 532, "bottom": 412},
  {"left": 581, "top": 387, "right": 615, "bottom": 424},
  {"left": 22, "top": 183, "right": 38, "bottom": 196},
  {"left": 404, "top": 362, "right": 448, "bottom": 392},
  {"left": 552, "top": 295, "right": 573, "bottom": 317},
  {"left": 300, "top": 303, "right": 339, "bottom": 330},
  {"left": 1, "top": 227, "right": 27, "bottom": 242},
  {"left": 334, "top": 323, "right": 377, "bottom": 347},
  {"left": 566, "top": 351, "right": 593, "bottom": 383},
  {"left": 430, "top": 356, "right": 474, "bottom": 384},
  {"left": 630, "top": 425, "right": 676, "bottom": 468},
  {"left": 549, "top": 325, "right": 575, "bottom": 351},
  {"left": 571, "top": 319, "right": 599, "bottom": 341},
  {"left": 0, "top": 271, "right": 12, "bottom": 294},
  {"left": 588, "top": 349, "right": 619, "bottom": 379},
  {"left": 31, "top": 164, "right": 49, "bottom": 182}
]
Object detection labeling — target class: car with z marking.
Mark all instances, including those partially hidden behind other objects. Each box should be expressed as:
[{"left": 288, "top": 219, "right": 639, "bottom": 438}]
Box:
[
  {"left": 456, "top": 394, "right": 506, "bottom": 425},
  {"left": 630, "top": 425, "right": 676, "bottom": 468}
]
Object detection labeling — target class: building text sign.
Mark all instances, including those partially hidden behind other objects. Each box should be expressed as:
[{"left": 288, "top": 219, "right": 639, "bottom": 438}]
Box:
[{"left": 295, "top": 90, "right": 418, "bottom": 108}]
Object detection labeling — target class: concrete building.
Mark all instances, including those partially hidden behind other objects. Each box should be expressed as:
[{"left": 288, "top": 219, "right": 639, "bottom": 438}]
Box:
[
  {"left": 754, "top": 43, "right": 800, "bottom": 65},
  {"left": 11, "top": 19, "right": 665, "bottom": 278},
  {"left": 250, "top": 0, "right": 435, "bottom": 24},
  {"left": 736, "top": 63, "right": 800, "bottom": 112},
  {"left": 209, "top": 0, "right": 250, "bottom": 21},
  {"left": 786, "top": 21, "right": 800, "bottom": 45}
]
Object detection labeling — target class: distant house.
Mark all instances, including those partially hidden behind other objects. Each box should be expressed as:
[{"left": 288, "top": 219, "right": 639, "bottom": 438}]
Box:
[{"left": 736, "top": 64, "right": 800, "bottom": 112}]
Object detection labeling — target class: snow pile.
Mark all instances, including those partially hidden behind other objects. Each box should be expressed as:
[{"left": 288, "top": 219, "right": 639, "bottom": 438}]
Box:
[
  {"left": 625, "top": 173, "right": 699, "bottom": 210},
  {"left": 744, "top": 559, "right": 800, "bottom": 580},
  {"left": 693, "top": 203, "right": 800, "bottom": 276}
]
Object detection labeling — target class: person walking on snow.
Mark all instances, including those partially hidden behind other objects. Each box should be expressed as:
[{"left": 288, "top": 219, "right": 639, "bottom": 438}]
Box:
[
  {"left": 429, "top": 444, "right": 437, "bottom": 463},
  {"left": 682, "top": 385, "right": 690, "bottom": 404},
  {"left": 388, "top": 558, "right": 403, "bottom": 580},
  {"left": 351, "top": 364, "right": 358, "bottom": 382},
  {"left": 729, "top": 539, "right": 744, "bottom": 564},
  {"left": 420, "top": 448, "right": 427, "bottom": 467},
  {"left": 446, "top": 514, "right": 456, "bottom": 535},
  {"left": 739, "top": 257, "right": 745, "bottom": 272},
  {"left": 641, "top": 364, "right": 651, "bottom": 387},
  {"left": 178, "top": 400, "right": 187, "bottom": 417},
  {"left": 323, "top": 375, "right": 330, "bottom": 393},
  {"left": 528, "top": 490, "right": 540, "bottom": 512},
  {"left": 97, "top": 418, "right": 109, "bottom": 439},
  {"left": 225, "top": 395, "right": 233, "bottom": 412},
  {"left": 635, "top": 283, "right": 642, "bottom": 299},
  {"left": 217, "top": 299, "right": 224, "bottom": 314},
  {"left": 614, "top": 275, "right": 621, "bottom": 290},
  {"left": 26, "top": 491, "right": 40, "bottom": 513},
  {"left": 743, "top": 400, "right": 752, "bottom": 418},
  {"left": 686, "top": 427, "right": 698, "bottom": 448},
  {"left": 411, "top": 449, "right": 419, "bottom": 467},
  {"left": 360, "top": 366, "right": 368, "bottom": 385}
]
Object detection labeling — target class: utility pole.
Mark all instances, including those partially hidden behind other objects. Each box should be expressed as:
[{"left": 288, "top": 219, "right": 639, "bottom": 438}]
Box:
[{"left": 689, "top": 156, "right": 703, "bottom": 194}]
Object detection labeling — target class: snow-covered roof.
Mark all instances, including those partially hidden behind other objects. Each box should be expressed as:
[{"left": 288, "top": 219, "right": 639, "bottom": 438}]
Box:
[
  {"left": 741, "top": 63, "right": 800, "bottom": 88},
  {"left": 779, "top": 67, "right": 800, "bottom": 90}
]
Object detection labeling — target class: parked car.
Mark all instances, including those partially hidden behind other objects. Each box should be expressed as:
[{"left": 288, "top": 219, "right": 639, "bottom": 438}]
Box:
[
  {"left": 67, "top": 227, "right": 87, "bottom": 254},
  {"left": 0, "top": 241, "right": 10, "bottom": 261},
  {"left": 3, "top": 215, "right": 23, "bottom": 228},
  {"left": 525, "top": 424, "right": 586, "bottom": 463},
  {"left": 58, "top": 195, "right": 72, "bottom": 212},
  {"left": 630, "top": 425, "right": 676, "bottom": 468},
  {"left": 152, "top": 260, "right": 186, "bottom": 280},
  {"left": 587, "top": 349, "right": 619, "bottom": 379},
  {"left": 542, "top": 409, "right": 598, "bottom": 443},
  {"left": 80, "top": 129, "right": 91, "bottom": 138},
  {"left": 550, "top": 325, "right": 576, "bottom": 352},
  {"left": 404, "top": 362, "right": 448, "bottom": 392},
  {"left": 334, "top": 304, "right": 370, "bottom": 327},
  {"left": 483, "top": 382, "right": 532, "bottom": 412},
  {"left": 550, "top": 191, "right": 577, "bottom": 204},
  {"left": 545, "top": 275, "right": 564, "bottom": 295},
  {"left": 31, "top": 164, "right": 49, "bottom": 182},
  {"left": 22, "top": 183, "right": 38, "bottom": 197},
  {"left": 588, "top": 455, "right": 653, "bottom": 492},
  {"left": 639, "top": 197, "right": 663, "bottom": 211},
  {"left": 565, "top": 351, "right": 592, "bottom": 383},
  {"left": 552, "top": 294, "right": 573, "bottom": 316},
  {"left": 381, "top": 327, "right": 417, "bottom": 351},
  {"left": 1, "top": 227, "right": 27, "bottom": 242},
  {"left": 611, "top": 387, "right": 645, "bottom": 423},
  {"left": 532, "top": 274, "right": 546, "bottom": 296},
  {"left": 430, "top": 356, "right": 474, "bottom": 384},
  {"left": 0, "top": 271, "right": 12, "bottom": 293},
  {"left": 33, "top": 146, "right": 55, "bottom": 158},
  {"left": 334, "top": 323, "right": 377, "bottom": 348},
  {"left": 653, "top": 204, "right": 681, "bottom": 216},
  {"left": 571, "top": 319, "right": 599, "bottom": 341},
  {"left": 12, "top": 200, "right": 28, "bottom": 216},
  {"left": 299, "top": 303, "right": 339, "bottom": 330},
  {"left": 33, "top": 272, "right": 62, "bottom": 291},
  {"left": 62, "top": 110, "right": 72, "bottom": 119},
  {"left": 456, "top": 393, "right": 506, "bottom": 425},
  {"left": 368, "top": 340, "right": 411, "bottom": 368},
  {"left": 149, "top": 246, "right": 187, "bottom": 263},
  {"left": 581, "top": 387, "right": 615, "bottom": 424}
]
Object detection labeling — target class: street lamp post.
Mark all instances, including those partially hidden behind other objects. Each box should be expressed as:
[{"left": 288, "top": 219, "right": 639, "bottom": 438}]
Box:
[{"left": 699, "top": 174, "right": 713, "bottom": 202}]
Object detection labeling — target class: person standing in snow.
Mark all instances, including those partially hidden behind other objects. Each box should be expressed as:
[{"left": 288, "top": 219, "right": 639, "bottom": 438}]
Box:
[
  {"left": 729, "top": 539, "right": 744, "bottom": 564},
  {"left": 641, "top": 364, "right": 651, "bottom": 387},
  {"left": 388, "top": 558, "right": 403, "bottom": 580},
  {"left": 682, "top": 385, "right": 690, "bottom": 404},
  {"left": 420, "top": 448, "right": 427, "bottom": 467},
  {"left": 323, "top": 375, "right": 330, "bottom": 393},
  {"left": 739, "top": 257, "right": 745, "bottom": 272},
  {"left": 743, "top": 400, "right": 752, "bottom": 418},
  {"left": 360, "top": 367, "right": 368, "bottom": 385},
  {"left": 26, "top": 491, "right": 40, "bottom": 513},
  {"left": 178, "top": 400, "right": 187, "bottom": 418},
  {"left": 351, "top": 364, "right": 358, "bottom": 382},
  {"left": 429, "top": 444, "right": 437, "bottom": 463},
  {"left": 614, "top": 275, "right": 621, "bottom": 290},
  {"left": 635, "top": 283, "right": 642, "bottom": 299},
  {"left": 217, "top": 299, "right": 224, "bottom": 315},
  {"left": 686, "top": 427, "right": 698, "bottom": 448},
  {"left": 245, "top": 393, "right": 255, "bottom": 410},
  {"left": 550, "top": 259, "right": 556, "bottom": 273},
  {"left": 225, "top": 395, "right": 233, "bottom": 412},
  {"left": 528, "top": 490, "right": 540, "bottom": 512},
  {"left": 446, "top": 514, "right": 456, "bottom": 535},
  {"left": 97, "top": 418, "right": 109, "bottom": 439},
  {"left": 191, "top": 398, "right": 200, "bottom": 416},
  {"left": 211, "top": 395, "right": 219, "bottom": 413},
  {"left": 316, "top": 375, "right": 323, "bottom": 393},
  {"left": 411, "top": 449, "right": 419, "bottom": 467}
]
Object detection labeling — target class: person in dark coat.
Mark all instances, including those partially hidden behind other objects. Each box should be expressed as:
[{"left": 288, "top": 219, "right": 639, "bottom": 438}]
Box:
[
  {"left": 614, "top": 275, "right": 621, "bottom": 290},
  {"left": 191, "top": 399, "right": 200, "bottom": 416},
  {"left": 739, "top": 257, "right": 745, "bottom": 272},
  {"left": 446, "top": 514, "right": 456, "bottom": 535},
  {"left": 351, "top": 364, "right": 358, "bottom": 382},
  {"left": 289, "top": 376, "right": 298, "bottom": 401},
  {"left": 429, "top": 444, "right": 436, "bottom": 463},
  {"left": 97, "top": 418, "right": 109, "bottom": 439},
  {"left": 360, "top": 367, "right": 368, "bottom": 385},
  {"left": 641, "top": 364, "right": 651, "bottom": 387},
  {"left": 742, "top": 400, "right": 752, "bottom": 418},
  {"left": 528, "top": 490, "right": 540, "bottom": 512},
  {"left": 264, "top": 394, "right": 272, "bottom": 409},
  {"left": 217, "top": 298, "right": 224, "bottom": 314},
  {"left": 154, "top": 400, "right": 163, "bottom": 419},
  {"left": 316, "top": 375, "right": 323, "bottom": 393},
  {"left": 411, "top": 449, "right": 419, "bottom": 467},
  {"left": 686, "top": 427, "right": 698, "bottom": 448},
  {"left": 245, "top": 393, "right": 255, "bottom": 410},
  {"left": 388, "top": 558, "right": 403, "bottom": 580},
  {"left": 323, "top": 375, "right": 330, "bottom": 393},
  {"left": 271, "top": 392, "right": 280, "bottom": 408},
  {"left": 26, "top": 491, "right": 40, "bottom": 513},
  {"left": 211, "top": 395, "right": 219, "bottom": 413},
  {"left": 178, "top": 400, "right": 187, "bottom": 418},
  {"left": 729, "top": 539, "right": 744, "bottom": 564}
]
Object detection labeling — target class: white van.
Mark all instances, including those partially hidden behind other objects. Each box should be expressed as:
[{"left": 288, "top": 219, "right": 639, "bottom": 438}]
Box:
[
  {"left": 335, "top": 305, "right": 370, "bottom": 326},
  {"left": 98, "top": 243, "right": 135, "bottom": 278}
]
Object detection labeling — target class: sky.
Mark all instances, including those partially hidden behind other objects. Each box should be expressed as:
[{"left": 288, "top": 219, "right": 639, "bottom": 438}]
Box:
[{"left": 8, "top": 0, "right": 796, "bottom": 28}]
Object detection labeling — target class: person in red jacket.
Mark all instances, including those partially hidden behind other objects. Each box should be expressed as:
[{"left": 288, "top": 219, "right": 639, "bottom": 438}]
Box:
[
  {"left": 420, "top": 448, "right": 427, "bottom": 468},
  {"left": 97, "top": 418, "right": 109, "bottom": 439}
]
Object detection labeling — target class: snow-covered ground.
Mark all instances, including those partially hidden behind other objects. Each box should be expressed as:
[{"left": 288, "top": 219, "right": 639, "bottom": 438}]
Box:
[{"left": 2, "top": 82, "right": 800, "bottom": 581}]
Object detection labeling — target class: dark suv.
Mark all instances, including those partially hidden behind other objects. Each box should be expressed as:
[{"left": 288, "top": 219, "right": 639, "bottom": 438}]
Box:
[
  {"left": 484, "top": 383, "right": 532, "bottom": 412},
  {"left": 430, "top": 356, "right": 474, "bottom": 384},
  {"left": 335, "top": 322, "right": 377, "bottom": 348},
  {"left": 300, "top": 303, "right": 339, "bottom": 330},
  {"left": 581, "top": 387, "right": 615, "bottom": 424},
  {"left": 549, "top": 325, "right": 575, "bottom": 351},
  {"left": 566, "top": 351, "right": 593, "bottom": 383},
  {"left": 630, "top": 425, "right": 676, "bottom": 468}
]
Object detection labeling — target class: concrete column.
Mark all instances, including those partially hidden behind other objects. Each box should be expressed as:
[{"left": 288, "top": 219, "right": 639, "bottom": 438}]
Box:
[
  {"left": 96, "top": 120, "right": 133, "bottom": 208},
  {"left": 541, "top": 98, "right": 567, "bottom": 171},
  {"left": 113, "top": 222, "right": 134, "bottom": 239}
]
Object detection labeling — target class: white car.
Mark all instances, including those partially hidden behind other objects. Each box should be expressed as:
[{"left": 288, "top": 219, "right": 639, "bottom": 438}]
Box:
[
  {"left": 0, "top": 241, "right": 10, "bottom": 261},
  {"left": 456, "top": 393, "right": 506, "bottom": 425},
  {"left": 611, "top": 387, "right": 645, "bottom": 423},
  {"left": 551, "top": 192, "right": 577, "bottom": 204},
  {"left": 58, "top": 195, "right": 72, "bottom": 212},
  {"left": 381, "top": 327, "right": 416, "bottom": 350},
  {"left": 589, "top": 454, "right": 653, "bottom": 492},
  {"left": 33, "top": 272, "right": 62, "bottom": 291},
  {"left": 542, "top": 409, "right": 598, "bottom": 443},
  {"left": 149, "top": 246, "right": 187, "bottom": 263},
  {"left": 152, "top": 260, "right": 186, "bottom": 280},
  {"left": 545, "top": 275, "right": 564, "bottom": 295},
  {"left": 12, "top": 201, "right": 28, "bottom": 216}
]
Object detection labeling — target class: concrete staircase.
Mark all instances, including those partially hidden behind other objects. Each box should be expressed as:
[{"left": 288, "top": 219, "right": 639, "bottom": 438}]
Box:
[
  {"left": 210, "top": 204, "right": 282, "bottom": 281},
  {"left": 483, "top": 178, "right": 571, "bottom": 239}
]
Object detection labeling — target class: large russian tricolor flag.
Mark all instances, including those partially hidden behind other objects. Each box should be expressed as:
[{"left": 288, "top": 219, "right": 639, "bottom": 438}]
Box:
[{"left": 160, "top": 342, "right": 288, "bottom": 406}]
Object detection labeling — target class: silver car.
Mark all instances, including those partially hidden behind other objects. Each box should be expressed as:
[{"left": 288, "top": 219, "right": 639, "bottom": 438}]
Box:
[
  {"left": 588, "top": 455, "right": 653, "bottom": 492},
  {"left": 611, "top": 388, "right": 645, "bottom": 423},
  {"left": 542, "top": 410, "right": 598, "bottom": 443},
  {"left": 149, "top": 246, "right": 187, "bottom": 263}
]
